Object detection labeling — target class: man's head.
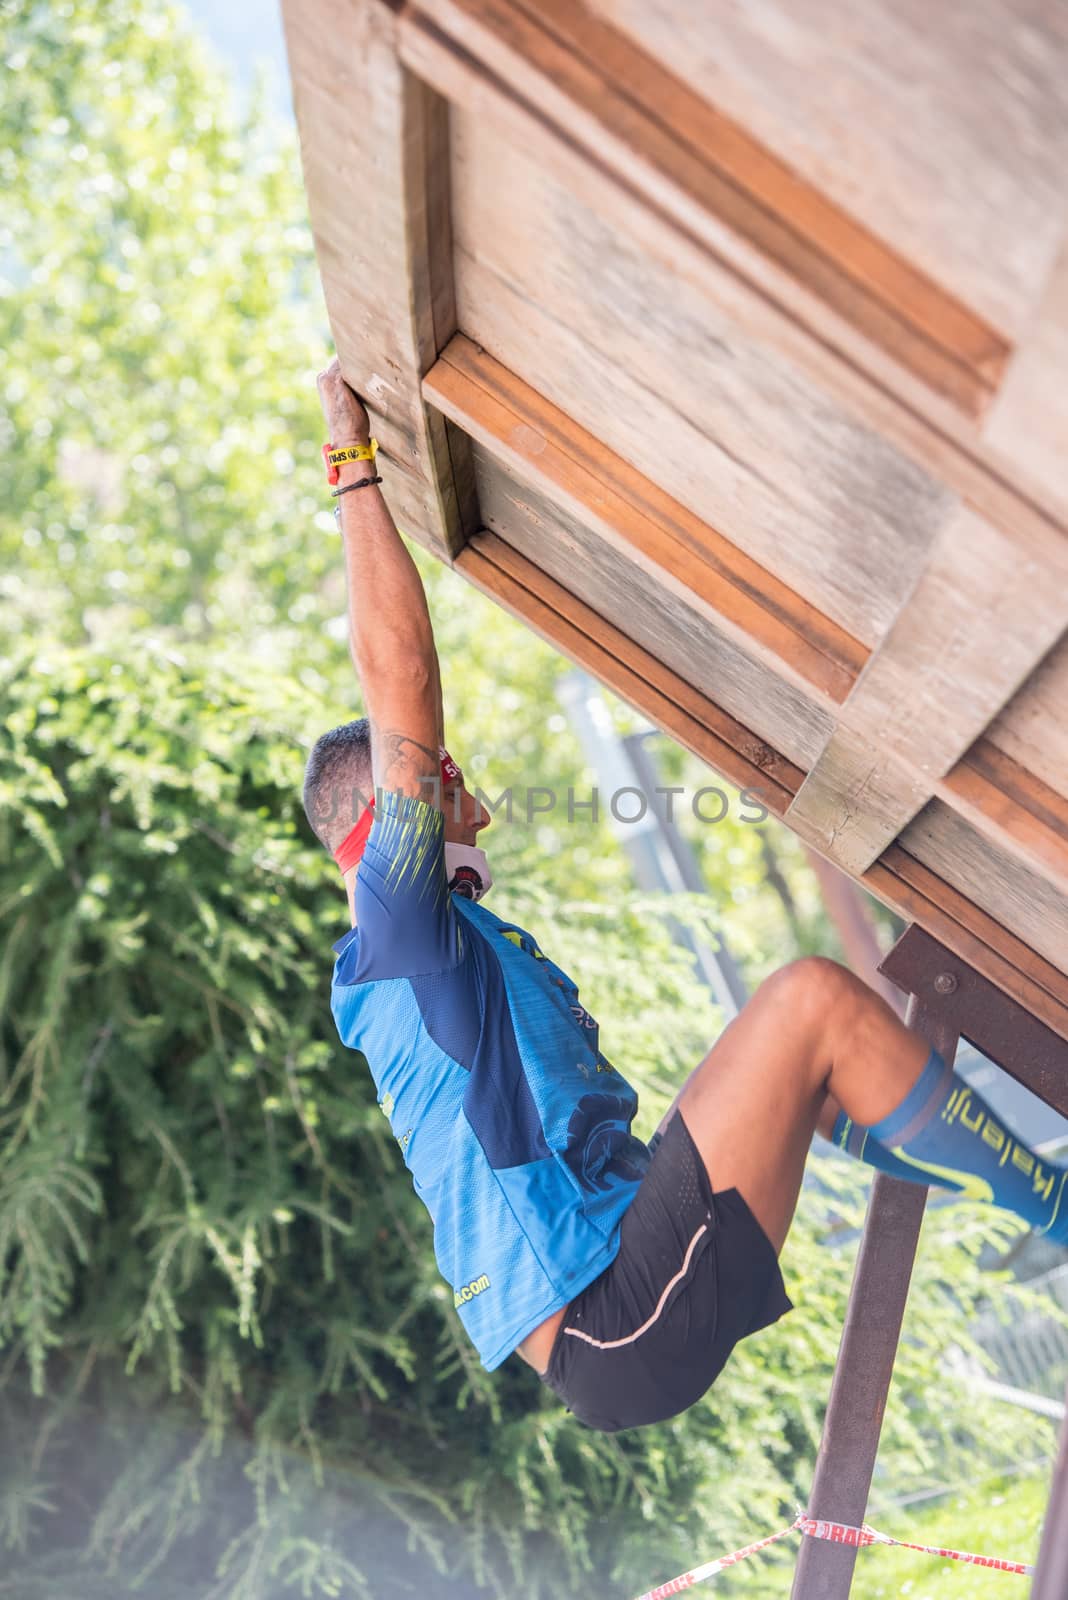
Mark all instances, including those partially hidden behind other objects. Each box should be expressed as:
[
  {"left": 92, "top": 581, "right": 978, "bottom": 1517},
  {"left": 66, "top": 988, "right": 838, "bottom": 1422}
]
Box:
[
  {"left": 302, "top": 718, "right": 374, "bottom": 856},
  {"left": 303, "top": 720, "right": 492, "bottom": 848},
  {"left": 304, "top": 721, "right": 493, "bottom": 917}
]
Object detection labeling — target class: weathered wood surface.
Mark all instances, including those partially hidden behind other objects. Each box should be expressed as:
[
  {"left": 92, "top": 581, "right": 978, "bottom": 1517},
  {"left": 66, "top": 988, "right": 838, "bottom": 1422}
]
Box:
[
  {"left": 458, "top": 532, "right": 803, "bottom": 809},
  {"left": 402, "top": 9, "right": 1068, "bottom": 534},
  {"left": 787, "top": 505, "right": 1068, "bottom": 872},
  {"left": 983, "top": 634, "right": 1068, "bottom": 799},
  {"left": 406, "top": 0, "right": 1015, "bottom": 414},
  {"left": 943, "top": 744, "right": 1068, "bottom": 902},
  {"left": 900, "top": 800, "right": 1068, "bottom": 977},
  {"left": 280, "top": 0, "right": 476, "bottom": 558},
  {"left": 470, "top": 441, "right": 834, "bottom": 769},
  {"left": 284, "top": 0, "right": 1068, "bottom": 1027},
  {"left": 984, "top": 232, "right": 1068, "bottom": 515},
  {"left": 426, "top": 339, "right": 1068, "bottom": 899},
  {"left": 457, "top": 535, "right": 1068, "bottom": 1042},
  {"left": 587, "top": 0, "right": 1068, "bottom": 343},
  {"left": 445, "top": 108, "right": 956, "bottom": 645},
  {"left": 424, "top": 337, "right": 864, "bottom": 701}
]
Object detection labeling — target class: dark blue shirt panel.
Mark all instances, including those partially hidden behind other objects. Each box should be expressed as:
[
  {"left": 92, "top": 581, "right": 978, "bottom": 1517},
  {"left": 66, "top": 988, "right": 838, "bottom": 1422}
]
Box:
[
  {"left": 409, "top": 923, "right": 551, "bottom": 1170},
  {"left": 333, "top": 792, "right": 461, "bottom": 983}
]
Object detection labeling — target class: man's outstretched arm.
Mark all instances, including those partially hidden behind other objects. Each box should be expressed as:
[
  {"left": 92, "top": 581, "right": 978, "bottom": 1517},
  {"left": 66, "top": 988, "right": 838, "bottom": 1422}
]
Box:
[{"left": 317, "top": 359, "right": 445, "bottom": 804}]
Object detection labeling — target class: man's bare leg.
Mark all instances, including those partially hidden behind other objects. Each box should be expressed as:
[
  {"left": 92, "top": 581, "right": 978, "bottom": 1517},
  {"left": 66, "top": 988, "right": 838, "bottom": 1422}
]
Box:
[
  {"left": 519, "top": 964, "right": 907, "bottom": 1376},
  {"left": 816, "top": 1093, "right": 844, "bottom": 1142},
  {"left": 523, "top": 959, "right": 1063, "bottom": 1377},
  {"left": 517, "top": 961, "right": 891, "bottom": 1376},
  {"left": 668, "top": 957, "right": 930, "bottom": 1254}
]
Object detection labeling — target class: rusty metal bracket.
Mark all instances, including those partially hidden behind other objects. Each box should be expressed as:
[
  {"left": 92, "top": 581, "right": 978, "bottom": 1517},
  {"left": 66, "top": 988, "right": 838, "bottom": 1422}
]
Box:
[{"left": 879, "top": 924, "right": 1068, "bottom": 1117}]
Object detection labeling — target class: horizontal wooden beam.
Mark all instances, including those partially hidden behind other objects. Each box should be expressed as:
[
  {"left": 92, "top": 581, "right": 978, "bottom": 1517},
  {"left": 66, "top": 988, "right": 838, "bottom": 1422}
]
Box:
[
  {"left": 459, "top": 531, "right": 801, "bottom": 808},
  {"left": 426, "top": 335, "right": 864, "bottom": 703},
  {"left": 896, "top": 800, "right": 1067, "bottom": 983},
  {"left": 455, "top": 531, "right": 1068, "bottom": 1043},
  {"left": 401, "top": 0, "right": 1008, "bottom": 417},
  {"left": 943, "top": 744, "right": 1068, "bottom": 902}
]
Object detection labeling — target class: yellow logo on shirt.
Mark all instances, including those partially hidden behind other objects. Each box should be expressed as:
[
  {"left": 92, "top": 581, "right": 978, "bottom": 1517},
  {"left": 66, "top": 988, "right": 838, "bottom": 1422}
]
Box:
[{"left": 453, "top": 1273, "right": 490, "bottom": 1308}]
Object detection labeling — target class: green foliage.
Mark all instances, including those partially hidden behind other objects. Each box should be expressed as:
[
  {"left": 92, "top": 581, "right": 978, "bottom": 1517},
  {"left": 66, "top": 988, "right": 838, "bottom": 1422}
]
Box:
[
  {"left": 1, "top": 0, "right": 331, "bottom": 651},
  {"left": 0, "top": 643, "right": 1058, "bottom": 1598},
  {"left": 853, "top": 1463, "right": 1050, "bottom": 1598}
]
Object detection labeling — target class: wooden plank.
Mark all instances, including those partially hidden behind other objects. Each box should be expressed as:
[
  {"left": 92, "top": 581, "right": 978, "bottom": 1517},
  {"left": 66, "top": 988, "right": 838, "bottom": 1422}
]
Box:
[
  {"left": 983, "top": 632, "right": 1068, "bottom": 799},
  {"left": 425, "top": 336, "right": 865, "bottom": 699},
  {"left": 472, "top": 438, "right": 1068, "bottom": 900},
  {"left": 524, "top": 0, "right": 1011, "bottom": 405},
  {"left": 450, "top": 252, "right": 945, "bottom": 646},
  {"left": 445, "top": 123, "right": 956, "bottom": 645},
  {"left": 404, "top": 0, "right": 1007, "bottom": 416},
  {"left": 455, "top": 533, "right": 1068, "bottom": 1037},
  {"left": 403, "top": 15, "right": 1068, "bottom": 547},
  {"left": 280, "top": 0, "right": 476, "bottom": 559},
  {"left": 587, "top": 0, "right": 1068, "bottom": 344},
  {"left": 470, "top": 442, "right": 835, "bottom": 769},
  {"left": 984, "top": 227, "right": 1068, "bottom": 518},
  {"left": 371, "top": 456, "right": 459, "bottom": 565},
  {"left": 786, "top": 504, "right": 1068, "bottom": 871},
  {"left": 943, "top": 744, "right": 1068, "bottom": 901},
  {"left": 899, "top": 800, "right": 1068, "bottom": 977},
  {"left": 424, "top": 338, "right": 1068, "bottom": 893}
]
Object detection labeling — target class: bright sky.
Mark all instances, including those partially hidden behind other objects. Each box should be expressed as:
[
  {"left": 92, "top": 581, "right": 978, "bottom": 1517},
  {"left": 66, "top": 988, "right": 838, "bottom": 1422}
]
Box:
[{"left": 179, "top": 0, "right": 294, "bottom": 117}]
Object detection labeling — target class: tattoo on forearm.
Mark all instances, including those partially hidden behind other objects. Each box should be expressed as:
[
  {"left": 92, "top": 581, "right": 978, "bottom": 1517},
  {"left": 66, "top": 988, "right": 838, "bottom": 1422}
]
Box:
[{"left": 372, "top": 727, "right": 442, "bottom": 802}]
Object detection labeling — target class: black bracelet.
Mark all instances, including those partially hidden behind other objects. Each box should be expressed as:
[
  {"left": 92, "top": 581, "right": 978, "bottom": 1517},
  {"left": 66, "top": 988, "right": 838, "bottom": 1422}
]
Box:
[{"left": 331, "top": 474, "right": 383, "bottom": 498}]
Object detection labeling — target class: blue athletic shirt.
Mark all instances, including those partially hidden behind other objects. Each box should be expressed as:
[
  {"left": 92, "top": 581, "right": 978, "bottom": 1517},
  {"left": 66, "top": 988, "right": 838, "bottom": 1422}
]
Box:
[{"left": 330, "top": 789, "right": 652, "bottom": 1371}]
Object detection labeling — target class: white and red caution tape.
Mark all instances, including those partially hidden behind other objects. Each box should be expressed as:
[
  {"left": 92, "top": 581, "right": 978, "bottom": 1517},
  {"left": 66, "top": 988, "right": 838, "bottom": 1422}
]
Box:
[
  {"left": 630, "top": 1519, "right": 801, "bottom": 1598},
  {"left": 630, "top": 1510, "right": 1035, "bottom": 1600}
]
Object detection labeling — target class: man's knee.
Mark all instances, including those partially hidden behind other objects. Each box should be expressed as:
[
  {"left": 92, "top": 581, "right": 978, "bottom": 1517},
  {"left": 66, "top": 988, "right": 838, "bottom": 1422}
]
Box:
[
  {"left": 757, "top": 957, "right": 859, "bottom": 1071},
  {"left": 761, "top": 955, "right": 852, "bottom": 1007}
]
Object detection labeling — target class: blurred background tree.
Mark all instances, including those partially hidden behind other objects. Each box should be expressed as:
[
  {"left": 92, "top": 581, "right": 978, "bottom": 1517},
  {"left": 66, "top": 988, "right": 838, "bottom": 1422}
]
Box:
[{"left": 0, "top": 3, "right": 1055, "bottom": 1596}]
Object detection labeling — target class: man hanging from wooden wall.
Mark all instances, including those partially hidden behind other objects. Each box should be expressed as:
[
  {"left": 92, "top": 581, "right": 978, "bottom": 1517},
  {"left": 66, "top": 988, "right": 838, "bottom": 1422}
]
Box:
[{"left": 302, "top": 360, "right": 1068, "bottom": 1433}]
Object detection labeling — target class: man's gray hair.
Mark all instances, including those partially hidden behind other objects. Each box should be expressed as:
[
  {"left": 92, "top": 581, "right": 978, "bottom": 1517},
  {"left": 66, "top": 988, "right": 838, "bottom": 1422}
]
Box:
[{"left": 302, "top": 718, "right": 374, "bottom": 853}]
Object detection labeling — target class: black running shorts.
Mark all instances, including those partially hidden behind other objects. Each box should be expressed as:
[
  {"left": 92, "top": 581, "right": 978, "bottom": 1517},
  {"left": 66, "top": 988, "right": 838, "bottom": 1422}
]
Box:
[{"left": 538, "top": 1109, "right": 794, "bottom": 1432}]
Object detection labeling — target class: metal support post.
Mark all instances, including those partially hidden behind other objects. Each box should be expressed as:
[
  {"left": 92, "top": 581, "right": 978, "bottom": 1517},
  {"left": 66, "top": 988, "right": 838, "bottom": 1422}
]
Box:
[
  {"left": 1031, "top": 1374, "right": 1068, "bottom": 1598},
  {"left": 790, "top": 989, "right": 960, "bottom": 1598}
]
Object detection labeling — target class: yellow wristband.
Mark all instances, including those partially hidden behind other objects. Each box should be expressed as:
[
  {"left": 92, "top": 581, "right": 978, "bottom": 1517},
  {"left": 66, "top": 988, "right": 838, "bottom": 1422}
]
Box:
[{"left": 327, "top": 438, "right": 378, "bottom": 466}]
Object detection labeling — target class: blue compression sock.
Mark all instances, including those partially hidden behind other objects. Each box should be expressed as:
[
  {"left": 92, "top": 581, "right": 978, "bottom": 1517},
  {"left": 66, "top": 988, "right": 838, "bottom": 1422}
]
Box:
[
  {"left": 832, "top": 1046, "right": 1068, "bottom": 1242},
  {"left": 830, "top": 1109, "right": 967, "bottom": 1194}
]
